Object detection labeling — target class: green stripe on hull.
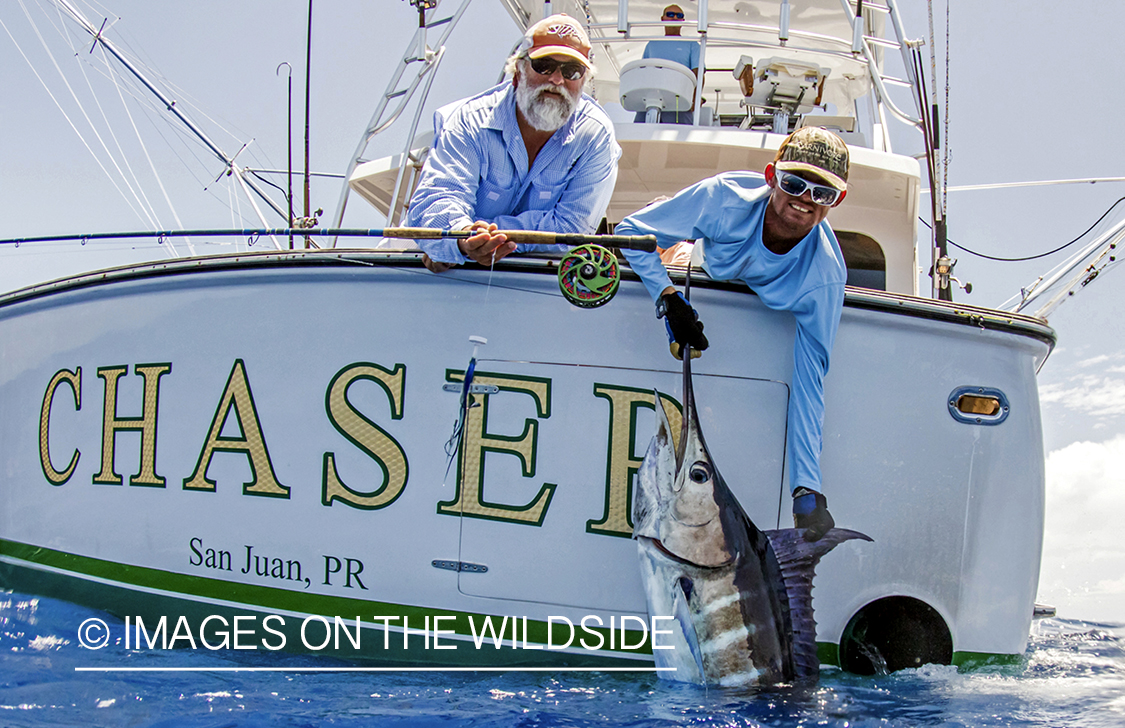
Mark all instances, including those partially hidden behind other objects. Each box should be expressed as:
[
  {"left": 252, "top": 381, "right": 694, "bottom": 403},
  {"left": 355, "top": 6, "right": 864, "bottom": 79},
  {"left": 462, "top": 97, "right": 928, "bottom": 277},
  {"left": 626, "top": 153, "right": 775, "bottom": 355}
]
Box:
[
  {"left": 815, "top": 643, "right": 1020, "bottom": 671},
  {"left": 817, "top": 641, "right": 840, "bottom": 667},
  {"left": 952, "top": 651, "right": 1024, "bottom": 670},
  {"left": 4, "top": 539, "right": 1020, "bottom": 672},
  {"left": 0, "top": 538, "right": 650, "bottom": 667}
]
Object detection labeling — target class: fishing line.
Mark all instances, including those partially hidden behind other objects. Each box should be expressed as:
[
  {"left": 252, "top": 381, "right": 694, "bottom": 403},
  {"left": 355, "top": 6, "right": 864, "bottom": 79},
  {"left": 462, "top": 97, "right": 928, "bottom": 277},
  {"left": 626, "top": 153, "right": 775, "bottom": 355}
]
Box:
[
  {"left": 485, "top": 247, "right": 496, "bottom": 302},
  {"left": 227, "top": 183, "right": 236, "bottom": 230}
]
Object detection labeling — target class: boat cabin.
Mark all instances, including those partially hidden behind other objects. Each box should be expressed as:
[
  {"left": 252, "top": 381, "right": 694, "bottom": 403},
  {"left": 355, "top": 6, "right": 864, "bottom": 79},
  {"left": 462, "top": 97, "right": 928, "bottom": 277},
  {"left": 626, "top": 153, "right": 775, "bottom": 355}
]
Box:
[{"left": 347, "top": 0, "right": 923, "bottom": 295}]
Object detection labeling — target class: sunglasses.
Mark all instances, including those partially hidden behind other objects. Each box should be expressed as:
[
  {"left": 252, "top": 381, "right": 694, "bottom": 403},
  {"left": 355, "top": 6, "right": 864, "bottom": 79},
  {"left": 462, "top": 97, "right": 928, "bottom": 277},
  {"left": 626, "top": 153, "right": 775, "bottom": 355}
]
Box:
[
  {"left": 529, "top": 57, "right": 587, "bottom": 81},
  {"left": 775, "top": 170, "right": 842, "bottom": 206},
  {"left": 663, "top": 11, "right": 685, "bottom": 19}
]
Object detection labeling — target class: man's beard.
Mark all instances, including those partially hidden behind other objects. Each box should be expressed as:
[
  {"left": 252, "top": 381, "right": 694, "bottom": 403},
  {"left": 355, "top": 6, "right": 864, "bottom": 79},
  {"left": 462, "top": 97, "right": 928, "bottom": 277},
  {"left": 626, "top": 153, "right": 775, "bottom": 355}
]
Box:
[{"left": 516, "top": 79, "right": 579, "bottom": 132}]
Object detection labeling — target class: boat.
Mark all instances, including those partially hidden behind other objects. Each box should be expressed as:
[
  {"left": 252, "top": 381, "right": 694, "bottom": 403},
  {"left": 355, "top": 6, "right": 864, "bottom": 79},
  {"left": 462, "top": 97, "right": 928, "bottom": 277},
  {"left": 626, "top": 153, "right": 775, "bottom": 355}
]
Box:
[{"left": 0, "top": 0, "right": 1057, "bottom": 672}]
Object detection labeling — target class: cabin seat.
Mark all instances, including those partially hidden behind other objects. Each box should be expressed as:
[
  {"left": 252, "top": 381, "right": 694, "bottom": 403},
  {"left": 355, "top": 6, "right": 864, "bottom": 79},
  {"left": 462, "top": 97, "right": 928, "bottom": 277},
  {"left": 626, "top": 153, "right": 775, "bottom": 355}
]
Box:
[
  {"left": 735, "top": 55, "right": 831, "bottom": 132},
  {"left": 619, "top": 58, "right": 697, "bottom": 124}
]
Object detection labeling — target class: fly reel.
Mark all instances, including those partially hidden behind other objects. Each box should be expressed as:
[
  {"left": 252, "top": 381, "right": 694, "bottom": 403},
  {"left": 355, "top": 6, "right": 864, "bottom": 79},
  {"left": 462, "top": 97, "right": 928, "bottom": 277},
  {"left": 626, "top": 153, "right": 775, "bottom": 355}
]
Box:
[{"left": 557, "top": 244, "right": 620, "bottom": 308}]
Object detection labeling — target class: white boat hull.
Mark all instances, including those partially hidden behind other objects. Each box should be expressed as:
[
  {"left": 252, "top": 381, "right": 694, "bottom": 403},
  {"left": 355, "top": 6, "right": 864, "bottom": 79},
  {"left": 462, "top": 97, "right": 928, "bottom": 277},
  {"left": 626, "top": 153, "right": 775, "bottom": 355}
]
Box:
[{"left": 0, "top": 251, "right": 1053, "bottom": 668}]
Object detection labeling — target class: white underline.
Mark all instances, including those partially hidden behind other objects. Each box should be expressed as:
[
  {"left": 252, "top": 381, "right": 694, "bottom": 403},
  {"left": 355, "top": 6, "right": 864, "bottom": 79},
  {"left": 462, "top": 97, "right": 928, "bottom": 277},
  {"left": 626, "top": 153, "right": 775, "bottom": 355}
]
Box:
[{"left": 75, "top": 666, "right": 676, "bottom": 673}]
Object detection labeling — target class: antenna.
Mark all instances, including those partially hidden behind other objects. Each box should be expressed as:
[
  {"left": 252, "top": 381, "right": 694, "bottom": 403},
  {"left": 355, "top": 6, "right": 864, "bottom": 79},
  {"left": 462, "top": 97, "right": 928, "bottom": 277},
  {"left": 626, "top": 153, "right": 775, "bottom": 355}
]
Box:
[
  {"left": 277, "top": 62, "right": 294, "bottom": 249},
  {"left": 302, "top": 0, "right": 316, "bottom": 248}
]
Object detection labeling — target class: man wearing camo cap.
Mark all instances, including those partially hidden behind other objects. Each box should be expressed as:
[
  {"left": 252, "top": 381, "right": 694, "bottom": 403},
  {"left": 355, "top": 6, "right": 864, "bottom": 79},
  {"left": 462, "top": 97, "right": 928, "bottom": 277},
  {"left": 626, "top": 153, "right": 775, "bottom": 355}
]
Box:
[
  {"left": 617, "top": 126, "right": 851, "bottom": 541},
  {"left": 407, "top": 14, "right": 621, "bottom": 272}
]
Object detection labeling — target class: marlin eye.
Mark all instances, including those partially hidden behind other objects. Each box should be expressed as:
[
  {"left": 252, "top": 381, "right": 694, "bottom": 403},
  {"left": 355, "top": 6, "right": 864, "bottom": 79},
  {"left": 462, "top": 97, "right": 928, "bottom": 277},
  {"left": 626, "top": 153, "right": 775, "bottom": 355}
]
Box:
[{"left": 689, "top": 462, "right": 711, "bottom": 483}]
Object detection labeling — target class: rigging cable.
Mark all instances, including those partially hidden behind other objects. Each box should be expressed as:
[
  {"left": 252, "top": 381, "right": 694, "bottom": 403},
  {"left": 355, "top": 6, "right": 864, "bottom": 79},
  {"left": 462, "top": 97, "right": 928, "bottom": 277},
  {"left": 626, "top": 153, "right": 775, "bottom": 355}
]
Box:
[
  {"left": 248, "top": 170, "right": 291, "bottom": 206},
  {"left": 58, "top": 4, "right": 174, "bottom": 242},
  {"left": 14, "top": 1, "right": 280, "bottom": 240},
  {"left": 5, "top": 2, "right": 147, "bottom": 226},
  {"left": 40, "top": 0, "right": 154, "bottom": 225},
  {"left": 920, "top": 195, "right": 1125, "bottom": 262},
  {"left": 100, "top": 44, "right": 193, "bottom": 256},
  {"left": 82, "top": 41, "right": 174, "bottom": 238},
  {"left": 90, "top": 48, "right": 163, "bottom": 232}
]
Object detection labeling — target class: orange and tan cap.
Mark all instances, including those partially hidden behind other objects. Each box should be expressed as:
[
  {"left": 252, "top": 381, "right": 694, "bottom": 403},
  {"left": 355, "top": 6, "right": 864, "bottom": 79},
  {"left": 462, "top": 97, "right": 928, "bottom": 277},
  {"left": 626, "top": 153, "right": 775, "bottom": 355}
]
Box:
[{"left": 519, "top": 14, "right": 592, "bottom": 69}]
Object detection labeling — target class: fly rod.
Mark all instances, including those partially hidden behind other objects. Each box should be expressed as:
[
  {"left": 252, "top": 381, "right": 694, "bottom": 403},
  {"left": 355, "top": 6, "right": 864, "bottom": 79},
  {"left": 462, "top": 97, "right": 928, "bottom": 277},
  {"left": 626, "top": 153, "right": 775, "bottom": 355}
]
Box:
[
  {"left": 1, "top": 228, "right": 659, "bottom": 252},
  {"left": 378, "top": 227, "right": 657, "bottom": 251}
]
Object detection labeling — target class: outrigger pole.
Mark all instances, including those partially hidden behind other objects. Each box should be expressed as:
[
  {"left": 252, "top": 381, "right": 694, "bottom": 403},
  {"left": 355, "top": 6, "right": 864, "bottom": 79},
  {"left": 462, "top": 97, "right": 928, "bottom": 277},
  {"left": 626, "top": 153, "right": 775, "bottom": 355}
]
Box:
[
  {"left": 53, "top": 0, "right": 289, "bottom": 243},
  {"left": 0, "top": 229, "right": 659, "bottom": 252}
]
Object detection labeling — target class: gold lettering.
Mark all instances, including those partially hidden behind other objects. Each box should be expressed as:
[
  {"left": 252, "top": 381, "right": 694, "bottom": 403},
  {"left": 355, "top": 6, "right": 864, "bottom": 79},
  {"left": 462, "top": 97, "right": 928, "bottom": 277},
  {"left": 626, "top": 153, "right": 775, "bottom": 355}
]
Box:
[
  {"left": 437, "top": 371, "right": 556, "bottom": 526},
  {"left": 322, "top": 363, "right": 409, "bottom": 510},
  {"left": 40, "top": 367, "right": 82, "bottom": 485},
  {"left": 94, "top": 364, "right": 171, "bottom": 487},
  {"left": 183, "top": 359, "right": 289, "bottom": 498},
  {"left": 588, "top": 385, "right": 682, "bottom": 537}
]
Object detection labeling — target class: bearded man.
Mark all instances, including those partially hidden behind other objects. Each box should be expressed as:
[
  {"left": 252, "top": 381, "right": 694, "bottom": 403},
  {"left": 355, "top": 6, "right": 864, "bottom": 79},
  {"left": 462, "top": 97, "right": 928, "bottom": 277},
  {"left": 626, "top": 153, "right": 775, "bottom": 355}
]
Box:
[{"left": 404, "top": 14, "right": 621, "bottom": 273}]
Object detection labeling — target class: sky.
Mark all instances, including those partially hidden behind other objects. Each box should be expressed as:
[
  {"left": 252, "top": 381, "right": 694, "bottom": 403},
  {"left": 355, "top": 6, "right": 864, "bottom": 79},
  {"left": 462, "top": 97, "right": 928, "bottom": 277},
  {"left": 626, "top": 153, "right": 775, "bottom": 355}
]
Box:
[{"left": 1, "top": 0, "right": 1123, "bottom": 623}]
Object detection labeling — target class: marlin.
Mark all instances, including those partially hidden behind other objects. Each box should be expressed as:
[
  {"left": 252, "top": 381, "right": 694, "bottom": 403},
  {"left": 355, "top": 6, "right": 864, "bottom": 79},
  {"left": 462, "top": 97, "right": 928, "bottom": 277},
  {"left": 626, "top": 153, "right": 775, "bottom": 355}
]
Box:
[{"left": 633, "top": 352, "right": 871, "bottom": 687}]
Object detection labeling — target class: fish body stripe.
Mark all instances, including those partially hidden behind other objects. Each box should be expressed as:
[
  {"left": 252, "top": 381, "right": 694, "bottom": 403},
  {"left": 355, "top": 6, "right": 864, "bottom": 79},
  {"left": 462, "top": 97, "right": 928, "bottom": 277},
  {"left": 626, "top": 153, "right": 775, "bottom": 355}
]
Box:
[
  {"left": 718, "top": 669, "right": 764, "bottom": 688},
  {"left": 698, "top": 590, "right": 741, "bottom": 617},
  {"left": 700, "top": 624, "right": 751, "bottom": 654}
]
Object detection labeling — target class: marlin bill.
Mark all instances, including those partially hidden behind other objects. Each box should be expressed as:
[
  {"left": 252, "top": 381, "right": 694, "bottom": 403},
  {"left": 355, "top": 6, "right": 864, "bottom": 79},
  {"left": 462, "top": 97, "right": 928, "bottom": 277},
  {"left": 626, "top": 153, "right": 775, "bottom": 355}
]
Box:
[{"left": 632, "top": 359, "right": 871, "bottom": 687}]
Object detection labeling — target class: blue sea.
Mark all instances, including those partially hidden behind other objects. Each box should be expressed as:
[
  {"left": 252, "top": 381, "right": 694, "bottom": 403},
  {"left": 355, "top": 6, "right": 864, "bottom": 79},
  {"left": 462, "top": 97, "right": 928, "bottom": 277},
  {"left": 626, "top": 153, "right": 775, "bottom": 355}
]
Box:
[{"left": 1, "top": 592, "right": 1122, "bottom": 727}]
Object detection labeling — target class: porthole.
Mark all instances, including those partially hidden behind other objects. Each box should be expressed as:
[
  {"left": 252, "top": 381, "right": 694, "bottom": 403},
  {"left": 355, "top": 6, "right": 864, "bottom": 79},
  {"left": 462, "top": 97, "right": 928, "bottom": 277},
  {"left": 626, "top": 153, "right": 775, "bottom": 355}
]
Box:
[{"left": 948, "top": 386, "right": 1009, "bottom": 426}]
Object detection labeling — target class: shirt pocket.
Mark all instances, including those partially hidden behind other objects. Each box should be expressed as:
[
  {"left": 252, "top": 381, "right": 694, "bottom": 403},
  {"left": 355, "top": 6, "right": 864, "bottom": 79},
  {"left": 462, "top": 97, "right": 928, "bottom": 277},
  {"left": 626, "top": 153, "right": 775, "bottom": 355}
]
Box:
[
  {"left": 528, "top": 176, "right": 568, "bottom": 209},
  {"left": 475, "top": 176, "right": 517, "bottom": 219}
]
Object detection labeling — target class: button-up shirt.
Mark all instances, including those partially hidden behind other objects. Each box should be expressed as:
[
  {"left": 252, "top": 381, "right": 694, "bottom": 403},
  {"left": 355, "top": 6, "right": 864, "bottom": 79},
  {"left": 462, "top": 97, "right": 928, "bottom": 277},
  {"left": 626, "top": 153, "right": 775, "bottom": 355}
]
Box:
[{"left": 405, "top": 82, "right": 621, "bottom": 264}]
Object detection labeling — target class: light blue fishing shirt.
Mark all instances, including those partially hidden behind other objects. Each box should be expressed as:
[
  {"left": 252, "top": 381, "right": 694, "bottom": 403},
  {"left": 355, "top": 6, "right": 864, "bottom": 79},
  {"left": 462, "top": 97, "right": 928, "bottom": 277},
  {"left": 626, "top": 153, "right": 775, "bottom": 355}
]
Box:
[
  {"left": 643, "top": 39, "right": 700, "bottom": 71},
  {"left": 617, "top": 172, "right": 846, "bottom": 495},
  {"left": 405, "top": 82, "right": 621, "bottom": 264}
]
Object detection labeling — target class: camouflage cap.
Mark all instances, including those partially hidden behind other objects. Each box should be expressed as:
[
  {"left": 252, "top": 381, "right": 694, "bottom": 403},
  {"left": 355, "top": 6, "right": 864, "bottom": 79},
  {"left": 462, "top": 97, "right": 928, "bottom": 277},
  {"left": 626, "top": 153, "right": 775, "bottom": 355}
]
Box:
[
  {"left": 519, "top": 14, "right": 593, "bottom": 69},
  {"left": 774, "top": 127, "right": 849, "bottom": 191}
]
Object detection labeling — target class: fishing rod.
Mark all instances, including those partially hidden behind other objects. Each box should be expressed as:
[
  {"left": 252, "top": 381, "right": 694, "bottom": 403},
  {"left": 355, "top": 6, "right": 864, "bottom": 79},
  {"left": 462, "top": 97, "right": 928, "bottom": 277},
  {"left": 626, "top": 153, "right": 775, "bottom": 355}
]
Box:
[
  {"left": 0, "top": 228, "right": 658, "bottom": 252},
  {"left": 0, "top": 227, "right": 654, "bottom": 309}
]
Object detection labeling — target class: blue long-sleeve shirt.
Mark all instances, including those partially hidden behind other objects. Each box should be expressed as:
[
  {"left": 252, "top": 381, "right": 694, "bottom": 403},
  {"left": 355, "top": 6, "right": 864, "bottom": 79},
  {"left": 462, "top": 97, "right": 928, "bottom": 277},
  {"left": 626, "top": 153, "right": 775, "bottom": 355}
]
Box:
[
  {"left": 617, "top": 172, "right": 846, "bottom": 495},
  {"left": 404, "top": 83, "right": 621, "bottom": 264},
  {"left": 643, "top": 39, "right": 700, "bottom": 70}
]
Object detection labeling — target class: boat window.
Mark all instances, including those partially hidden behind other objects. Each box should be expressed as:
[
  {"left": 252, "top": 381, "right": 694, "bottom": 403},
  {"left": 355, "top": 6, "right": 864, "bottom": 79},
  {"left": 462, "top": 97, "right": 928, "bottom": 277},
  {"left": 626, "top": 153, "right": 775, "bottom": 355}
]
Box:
[
  {"left": 834, "top": 231, "right": 886, "bottom": 291},
  {"left": 956, "top": 394, "right": 1001, "bottom": 416},
  {"left": 947, "top": 386, "right": 1011, "bottom": 426}
]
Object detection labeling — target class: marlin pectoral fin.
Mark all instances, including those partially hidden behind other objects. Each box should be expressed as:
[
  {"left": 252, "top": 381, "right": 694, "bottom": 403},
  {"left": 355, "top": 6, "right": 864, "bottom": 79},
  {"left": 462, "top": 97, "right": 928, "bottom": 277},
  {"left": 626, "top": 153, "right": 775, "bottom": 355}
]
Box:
[
  {"left": 765, "top": 527, "right": 873, "bottom": 679},
  {"left": 670, "top": 576, "right": 706, "bottom": 683}
]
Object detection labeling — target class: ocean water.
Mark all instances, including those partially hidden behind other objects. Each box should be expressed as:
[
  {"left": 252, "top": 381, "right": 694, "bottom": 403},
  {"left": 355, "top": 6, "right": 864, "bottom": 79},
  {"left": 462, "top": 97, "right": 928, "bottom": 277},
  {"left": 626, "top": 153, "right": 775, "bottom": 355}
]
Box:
[{"left": 1, "top": 592, "right": 1122, "bottom": 727}]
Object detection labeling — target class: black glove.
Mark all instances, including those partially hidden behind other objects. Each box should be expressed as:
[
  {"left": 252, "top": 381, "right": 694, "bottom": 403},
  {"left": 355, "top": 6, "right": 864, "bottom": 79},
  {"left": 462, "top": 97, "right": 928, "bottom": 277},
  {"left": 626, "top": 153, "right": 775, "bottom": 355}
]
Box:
[
  {"left": 657, "top": 291, "right": 709, "bottom": 360},
  {"left": 793, "top": 487, "right": 835, "bottom": 542}
]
